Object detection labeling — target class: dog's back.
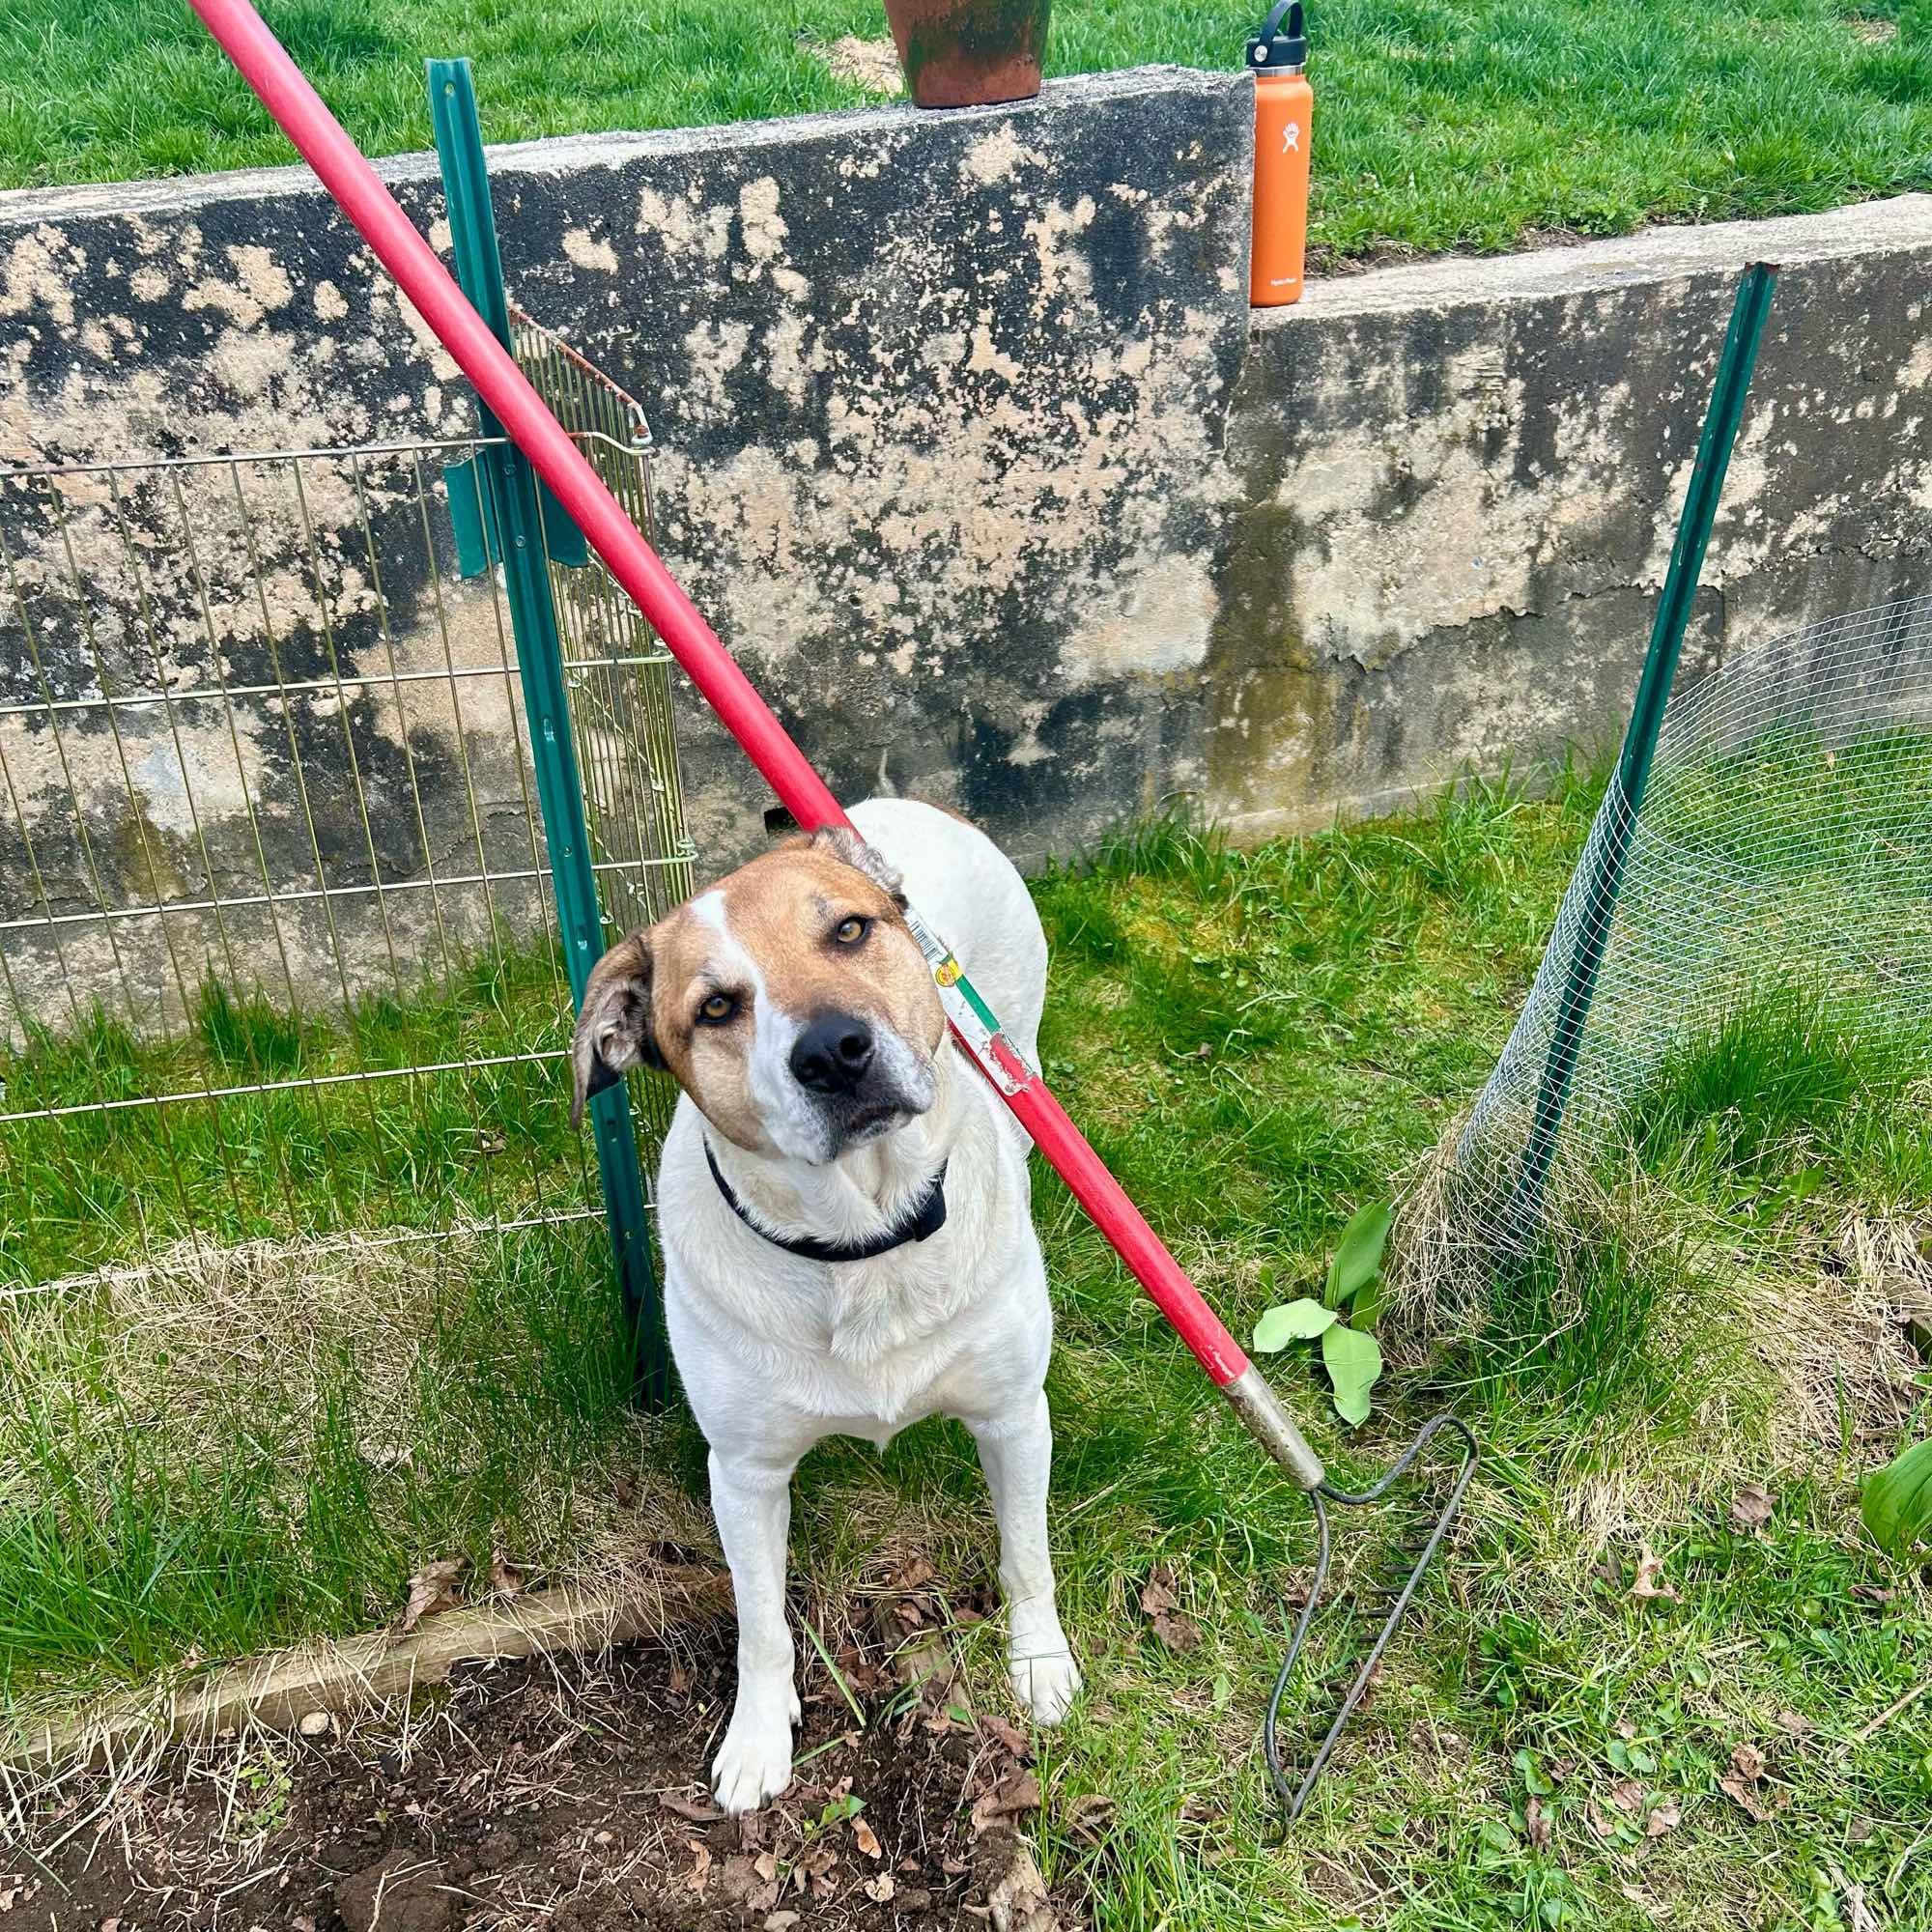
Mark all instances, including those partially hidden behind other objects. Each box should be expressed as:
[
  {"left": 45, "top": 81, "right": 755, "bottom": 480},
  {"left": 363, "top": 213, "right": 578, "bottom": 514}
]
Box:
[{"left": 846, "top": 798, "right": 1047, "bottom": 1065}]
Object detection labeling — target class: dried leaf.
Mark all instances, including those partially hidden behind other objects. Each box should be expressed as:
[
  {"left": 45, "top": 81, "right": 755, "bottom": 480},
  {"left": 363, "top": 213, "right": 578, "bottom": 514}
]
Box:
[
  {"left": 865, "top": 1873, "right": 896, "bottom": 1903},
  {"left": 1719, "top": 1773, "right": 1777, "bottom": 1822},
  {"left": 1526, "top": 1797, "right": 1553, "bottom": 1851},
  {"left": 1774, "top": 1710, "right": 1816, "bottom": 1739},
  {"left": 980, "top": 1714, "right": 1031, "bottom": 1758},
  {"left": 1140, "top": 1566, "right": 1179, "bottom": 1617},
  {"left": 852, "top": 1815, "right": 883, "bottom": 1860},
  {"left": 895, "top": 1556, "right": 937, "bottom": 1591},
  {"left": 1605, "top": 1777, "right": 1644, "bottom": 1815},
  {"left": 1350, "top": 1658, "right": 1386, "bottom": 1714},
  {"left": 1151, "top": 1610, "right": 1202, "bottom": 1652},
  {"left": 1833, "top": 1864, "right": 1880, "bottom": 1932},
  {"left": 1729, "top": 1483, "right": 1775, "bottom": 1533},
  {"left": 399, "top": 1557, "right": 466, "bottom": 1632},
  {"left": 1584, "top": 1799, "right": 1614, "bottom": 1839},
  {"left": 488, "top": 1548, "right": 526, "bottom": 1598},
  {"left": 685, "top": 1840, "right": 713, "bottom": 1896},
  {"left": 1729, "top": 1742, "right": 1766, "bottom": 1782},
  {"left": 971, "top": 1768, "right": 1042, "bottom": 1834},
  {"left": 1851, "top": 1583, "right": 1894, "bottom": 1604},
  {"left": 1630, "top": 1542, "right": 1681, "bottom": 1603},
  {"left": 1068, "top": 1793, "right": 1116, "bottom": 1844},
  {"left": 668, "top": 1662, "right": 691, "bottom": 1696},
  {"left": 661, "top": 1791, "right": 724, "bottom": 1824},
  {"left": 754, "top": 1852, "right": 778, "bottom": 1883},
  {"left": 1643, "top": 1799, "right": 1681, "bottom": 1837}
]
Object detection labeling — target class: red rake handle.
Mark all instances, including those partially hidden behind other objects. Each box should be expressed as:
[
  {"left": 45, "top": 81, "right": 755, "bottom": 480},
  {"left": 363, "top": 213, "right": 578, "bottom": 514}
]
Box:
[{"left": 189, "top": 0, "right": 1325, "bottom": 1483}]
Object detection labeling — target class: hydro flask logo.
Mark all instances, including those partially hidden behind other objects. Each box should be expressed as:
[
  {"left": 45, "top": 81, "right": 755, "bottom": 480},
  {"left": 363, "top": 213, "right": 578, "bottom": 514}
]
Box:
[{"left": 1282, "top": 122, "right": 1300, "bottom": 153}]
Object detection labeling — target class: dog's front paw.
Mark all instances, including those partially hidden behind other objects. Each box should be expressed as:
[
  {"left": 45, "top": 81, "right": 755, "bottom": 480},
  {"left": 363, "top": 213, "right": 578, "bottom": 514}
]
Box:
[
  {"left": 712, "top": 1695, "right": 795, "bottom": 1813},
  {"left": 1009, "top": 1650, "right": 1083, "bottom": 1726}
]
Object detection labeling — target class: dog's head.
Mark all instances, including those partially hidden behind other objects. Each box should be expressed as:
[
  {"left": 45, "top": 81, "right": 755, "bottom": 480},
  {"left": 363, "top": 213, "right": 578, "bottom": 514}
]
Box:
[{"left": 571, "top": 828, "right": 945, "bottom": 1163}]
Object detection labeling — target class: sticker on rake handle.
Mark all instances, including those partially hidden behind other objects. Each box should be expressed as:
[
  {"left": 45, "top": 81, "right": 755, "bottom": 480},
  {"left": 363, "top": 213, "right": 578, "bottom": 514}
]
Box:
[{"left": 904, "top": 909, "right": 1034, "bottom": 1095}]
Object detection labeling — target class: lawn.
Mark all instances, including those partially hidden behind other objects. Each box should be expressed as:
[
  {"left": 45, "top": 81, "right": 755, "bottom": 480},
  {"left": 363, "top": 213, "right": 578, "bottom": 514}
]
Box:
[
  {"left": 4, "top": 761, "right": 1930, "bottom": 1929},
  {"left": 1, "top": 0, "right": 1929, "bottom": 259}
]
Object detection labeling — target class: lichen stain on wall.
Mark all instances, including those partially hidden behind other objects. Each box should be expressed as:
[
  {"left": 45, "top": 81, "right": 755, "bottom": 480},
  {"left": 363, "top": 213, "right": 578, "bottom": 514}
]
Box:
[
  {"left": 1, "top": 214, "right": 469, "bottom": 471},
  {"left": 613, "top": 127, "right": 1245, "bottom": 782},
  {"left": 1276, "top": 337, "right": 1633, "bottom": 665}
]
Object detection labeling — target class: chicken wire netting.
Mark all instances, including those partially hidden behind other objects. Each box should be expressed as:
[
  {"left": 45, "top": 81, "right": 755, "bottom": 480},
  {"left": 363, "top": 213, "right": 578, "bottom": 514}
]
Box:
[{"left": 1423, "top": 595, "right": 1932, "bottom": 1296}]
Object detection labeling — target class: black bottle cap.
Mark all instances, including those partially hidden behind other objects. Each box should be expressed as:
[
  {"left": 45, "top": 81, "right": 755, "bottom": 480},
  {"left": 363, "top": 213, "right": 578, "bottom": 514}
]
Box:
[{"left": 1247, "top": 0, "right": 1307, "bottom": 70}]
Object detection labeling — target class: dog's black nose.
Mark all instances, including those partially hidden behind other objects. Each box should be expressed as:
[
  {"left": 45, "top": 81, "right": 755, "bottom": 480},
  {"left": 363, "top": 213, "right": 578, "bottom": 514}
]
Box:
[{"left": 791, "top": 1012, "right": 874, "bottom": 1094}]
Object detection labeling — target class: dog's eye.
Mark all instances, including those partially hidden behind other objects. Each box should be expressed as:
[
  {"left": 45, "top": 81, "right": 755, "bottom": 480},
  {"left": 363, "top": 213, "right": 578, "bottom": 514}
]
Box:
[
  {"left": 696, "top": 992, "right": 737, "bottom": 1026},
  {"left": 833, "top": 916, "right": 868, "bottom": 946}
]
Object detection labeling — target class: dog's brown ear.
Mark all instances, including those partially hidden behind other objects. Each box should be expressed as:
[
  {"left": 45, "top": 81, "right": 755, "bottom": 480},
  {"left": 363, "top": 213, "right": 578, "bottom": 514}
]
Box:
[
  {"left": 571, "top": 931, "right": 662, "bottom": 1127},
  {"left": 812, "top": 825, "right": 907, "bottom": 907}
]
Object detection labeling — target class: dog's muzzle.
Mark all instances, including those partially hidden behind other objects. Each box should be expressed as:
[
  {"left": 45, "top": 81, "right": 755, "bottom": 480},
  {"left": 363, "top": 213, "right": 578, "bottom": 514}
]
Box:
[{"left": 789, "top": 1009, "right": 932, "bottom": 1154}]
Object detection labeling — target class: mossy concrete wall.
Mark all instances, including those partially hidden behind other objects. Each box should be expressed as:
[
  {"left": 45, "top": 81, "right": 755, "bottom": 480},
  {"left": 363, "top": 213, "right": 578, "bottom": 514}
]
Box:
[
  {"left": 1220, "top": 200, "right": 1932, "bottom": 837},
  {"left": 4, "top": 70, "right": 1930, "bottom": 1025}
]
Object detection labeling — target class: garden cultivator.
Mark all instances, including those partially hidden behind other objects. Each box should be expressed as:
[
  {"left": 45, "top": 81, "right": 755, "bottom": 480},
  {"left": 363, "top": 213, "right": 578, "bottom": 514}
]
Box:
[{"left": 193, "top": 0, "right": 1480, "bottom": 1817}]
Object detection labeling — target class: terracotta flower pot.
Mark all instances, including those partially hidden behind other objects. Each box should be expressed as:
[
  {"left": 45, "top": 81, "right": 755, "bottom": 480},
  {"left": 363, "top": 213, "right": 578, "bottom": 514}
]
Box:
[{"left": 883, "top": 0, "right": 1052, "bottom": 108}]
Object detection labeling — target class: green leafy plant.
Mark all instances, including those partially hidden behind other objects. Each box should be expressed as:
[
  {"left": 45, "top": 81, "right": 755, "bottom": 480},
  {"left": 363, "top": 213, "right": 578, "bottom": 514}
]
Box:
[
  {"left": 1861, "top": 1437, "right": 1932, "bottom": 1556},
  {"left": 1253, "top": 1201, "right": 1392, "bottom": 1425}
]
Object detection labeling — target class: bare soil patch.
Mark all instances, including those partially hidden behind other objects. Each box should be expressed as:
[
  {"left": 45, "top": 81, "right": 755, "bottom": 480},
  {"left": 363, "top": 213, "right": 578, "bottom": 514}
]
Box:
[{"left": 6, "top": 1618, "right": 1083, "bottom": 1931}]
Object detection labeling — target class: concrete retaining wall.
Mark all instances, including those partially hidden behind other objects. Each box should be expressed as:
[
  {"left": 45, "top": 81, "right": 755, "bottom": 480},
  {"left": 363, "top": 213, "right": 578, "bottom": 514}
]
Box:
[
  {"left": 1221, "top": 200, "right": 1932, "bottom": 836},
  {"left": 3, "top": 70, "right": 1929, "bottom": 1022}
]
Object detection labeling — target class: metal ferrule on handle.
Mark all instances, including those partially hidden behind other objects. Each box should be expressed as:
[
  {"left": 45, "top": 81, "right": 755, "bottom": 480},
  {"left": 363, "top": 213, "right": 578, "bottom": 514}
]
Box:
[
  {"left": 1223, "top": 1364, "right": 1326, "bottom": 1490},
  {"left": 187, "top": 0, "right": 1268, "bottom": 1402}
]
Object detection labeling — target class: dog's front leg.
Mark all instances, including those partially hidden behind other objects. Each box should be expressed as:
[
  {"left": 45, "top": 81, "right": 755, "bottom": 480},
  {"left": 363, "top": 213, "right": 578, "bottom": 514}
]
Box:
[
  {"left": 708, "top": 1450, "right": 801, "bottom": 1812},
  {"left": 968, "top": 1392, "right": 1083, "bottom": 1723}
]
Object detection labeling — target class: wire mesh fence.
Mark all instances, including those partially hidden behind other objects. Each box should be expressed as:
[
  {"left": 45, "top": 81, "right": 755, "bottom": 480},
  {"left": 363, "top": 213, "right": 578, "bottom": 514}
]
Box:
[
  {"left": 0, "top": 311, "right": 694, "bottom": 1295},
  {"left": 1425, "top": 595, "right": 1932, "bottom": 1299}
]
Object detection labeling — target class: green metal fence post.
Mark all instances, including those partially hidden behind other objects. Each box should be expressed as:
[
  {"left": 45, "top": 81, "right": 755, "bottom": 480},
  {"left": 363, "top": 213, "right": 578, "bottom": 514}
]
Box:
[
  {"left": 428, "top": 57, "right": 670, "bottom": 1406},
  {"left": 1506, "top": 262, "right": 1777, "bottom": 1247}
]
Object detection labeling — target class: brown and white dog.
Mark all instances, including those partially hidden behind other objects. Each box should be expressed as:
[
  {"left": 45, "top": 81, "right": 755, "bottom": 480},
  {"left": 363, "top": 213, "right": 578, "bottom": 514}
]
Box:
[{"left": 571, "top": 797, "right": 1080, "bottom": 1812}]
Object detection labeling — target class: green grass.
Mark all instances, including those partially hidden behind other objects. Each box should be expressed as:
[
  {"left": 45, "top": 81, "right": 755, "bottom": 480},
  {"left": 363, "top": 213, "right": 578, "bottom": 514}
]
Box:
[
  {"left": 0, "top": 937, "right": 622, "bottom": 1288},
  {"left": 0, "top": 1222, "right": 658, "bottom": 1681},
  {"left": 3, "top": 0, "right": 1930, "bottom": 259},
  {"left": 4, "top": 763, "right": 1931, "bottom": 1928}
]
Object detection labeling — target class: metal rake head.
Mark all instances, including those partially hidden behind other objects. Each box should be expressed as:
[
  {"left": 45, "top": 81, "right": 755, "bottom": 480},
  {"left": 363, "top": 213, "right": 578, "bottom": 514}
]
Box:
[{"left": 1263, "top": 1411, "right": 1480, "bottom": 1820}]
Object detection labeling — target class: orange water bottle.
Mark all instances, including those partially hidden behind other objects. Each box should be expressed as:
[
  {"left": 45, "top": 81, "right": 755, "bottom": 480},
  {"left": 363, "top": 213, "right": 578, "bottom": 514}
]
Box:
[{"left": 1248, "top": 0, "right": 1312, "bottom": 306}]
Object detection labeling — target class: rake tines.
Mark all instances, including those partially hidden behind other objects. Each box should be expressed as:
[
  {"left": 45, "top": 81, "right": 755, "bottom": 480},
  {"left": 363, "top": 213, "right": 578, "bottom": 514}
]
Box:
[{"left": 1264, "top": 1412, "right": 1479, "bottom": 1820}]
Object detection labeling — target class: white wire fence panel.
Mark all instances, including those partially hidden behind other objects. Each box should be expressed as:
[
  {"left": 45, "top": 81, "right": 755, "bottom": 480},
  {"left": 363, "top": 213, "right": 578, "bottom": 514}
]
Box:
[
  {"left": 1454, "top": 596, "right": 1932, "bottom": 1262},
  {"left": 0, "top": 405, "right": 693, "bottom": 1293}
]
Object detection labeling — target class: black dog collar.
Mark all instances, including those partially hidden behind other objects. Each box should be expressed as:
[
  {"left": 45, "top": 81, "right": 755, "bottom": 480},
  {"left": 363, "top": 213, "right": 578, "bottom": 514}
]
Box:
[{"left": 704, "top": 1140, "right": 949, "bottom": 1264}]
